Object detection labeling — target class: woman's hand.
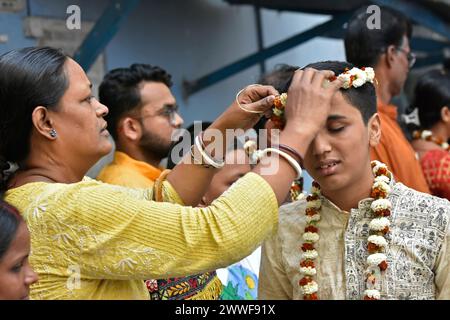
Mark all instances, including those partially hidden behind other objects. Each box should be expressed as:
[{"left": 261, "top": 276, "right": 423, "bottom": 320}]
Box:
[
  {"left": 210, "top": 84, "right": 279, "bottom": 133},
  {"left": 284, "top": 68, "right": 343, "bottom": 138}
]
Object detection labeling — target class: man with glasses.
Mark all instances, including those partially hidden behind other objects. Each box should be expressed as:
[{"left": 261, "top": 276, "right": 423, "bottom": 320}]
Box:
[
  {"left": 344, "top": 6, "right": 430, "bottom": 194},
  {"left": 97, "top": 64, "right": 183, "bottom": 187}
]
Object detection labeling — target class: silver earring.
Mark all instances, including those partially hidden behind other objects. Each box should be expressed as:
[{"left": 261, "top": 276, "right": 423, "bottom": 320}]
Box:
[{"left": 50, "top": 129, "right": 57, "bottom": 138}]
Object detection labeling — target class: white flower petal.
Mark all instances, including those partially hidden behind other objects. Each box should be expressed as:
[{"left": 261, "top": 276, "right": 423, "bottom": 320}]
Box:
[
  {"left": 364, "top": 289, "right": 380, "bottom": 299},
  {"left": 303, "top": 232, "right": 320, "bottom": 243},
  {"left": 369, "top": 217, "right": 391, "bottom": 231},
  {"left": 368, "top": 235, "right": 388, "bottom": 247},
  {"left": 367, "top": 253, "right": 387, "bottom": 266}
]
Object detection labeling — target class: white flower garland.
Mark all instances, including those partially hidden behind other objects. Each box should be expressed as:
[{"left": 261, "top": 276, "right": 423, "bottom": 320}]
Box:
[
  {"left": 271, "top": 67, "right": 376, "bottom": 129},
  {"left": 299, "top": 161, "right": 393, "bottom": 300},
  {"left": 337, "top": 67, "right": 375, "bottom": 89}
]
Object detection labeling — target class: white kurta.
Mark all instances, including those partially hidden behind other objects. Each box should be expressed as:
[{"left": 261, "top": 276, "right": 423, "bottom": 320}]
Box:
[{"left": 259, "top": 183, "right": 450, "bottom": 300}]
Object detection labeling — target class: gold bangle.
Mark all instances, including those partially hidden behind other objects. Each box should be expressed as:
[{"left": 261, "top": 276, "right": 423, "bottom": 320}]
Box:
[
  {"left": 235, "top": 84, "right": 265, "bottom": 114},
  {"left": 153, "top": 169, "right": 171, "bottom": 202}
]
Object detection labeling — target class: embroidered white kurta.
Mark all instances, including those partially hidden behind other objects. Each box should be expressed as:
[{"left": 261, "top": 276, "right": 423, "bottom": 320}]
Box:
[{"left": 259, "top": 183, "right": 450, "bottom": 300}]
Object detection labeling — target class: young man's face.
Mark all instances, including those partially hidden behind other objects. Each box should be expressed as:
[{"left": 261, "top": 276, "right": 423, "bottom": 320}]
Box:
[{"left": 303, "top": 91, "right": 379, "bottom": 194}]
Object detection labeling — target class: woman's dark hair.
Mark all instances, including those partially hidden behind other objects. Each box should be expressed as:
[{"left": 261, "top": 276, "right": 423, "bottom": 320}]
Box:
[
  {"left": 345, "top": 6, "right": 412, "bottom": 67},
  {"left": 99, "top": 64, "right": 173, "bottom": 141},
  {"left": 0, "top": 200, "right": 23, "bottom": 261},
  {"left": 413, "top": 69, "right": 450, "bottom": 129},
  {"left": 0, "top": 47, "right": 69, "bottom": 190}
]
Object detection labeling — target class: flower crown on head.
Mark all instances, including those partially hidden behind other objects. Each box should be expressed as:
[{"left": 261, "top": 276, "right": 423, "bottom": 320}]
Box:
[
  {"left": 336, "top": 67, "right": 375, "bottom": 89},
  {"left": 270, "top": 67, "right": 376, "bottom": 129}
]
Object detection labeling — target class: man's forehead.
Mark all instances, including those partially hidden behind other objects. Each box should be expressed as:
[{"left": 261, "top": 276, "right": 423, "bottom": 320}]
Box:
[
  {"left": 329, "top": 92, "right": 362, "bottom": 119},
  {"left": 140, "top": 82, "right": 176, "bottom": 106}
]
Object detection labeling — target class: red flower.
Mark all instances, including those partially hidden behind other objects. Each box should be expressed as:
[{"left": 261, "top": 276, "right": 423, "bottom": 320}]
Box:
[
  {"left": 371, "top": 188, "right": 387, "bottom": 199},
  {"left": 375, "top": 167, "right": 388, "bottom": 176},
  {"left": 304, "top": 293, "right": 318, "bottom": 300},
  {"left": 378, "top": 260, "right": 388, "bottom": 271},
  {"left": 305, "top": 225, "right": 318, "bottom": 233},
  {"left": 307, "top": 194, "right": 319, "bottom": 202},
  {"left": 300, "top": 260, "right": 315, "bottom": 268},
  {"left": 301, "top": 243, "right": 315, "bottom": 252},
  {"left": 299, "top": 277, "right": 312, "bottom": 286},
  {"left": 373, "top": 208, "right": 391, "bottom": 217},
  {"left": 367, "top": 242, "right": 380, "bottom": 254},
  {"left": 305, "top": 208, "right": 319, "bottom": 216},
  {"left": 273, "top": 96, "right": 285, "bottom": 109}
]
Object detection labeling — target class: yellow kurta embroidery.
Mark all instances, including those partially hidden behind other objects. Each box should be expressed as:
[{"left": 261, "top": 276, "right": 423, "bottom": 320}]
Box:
[{"left": 5, "top": 173, "right": 278, "bottom": 300}]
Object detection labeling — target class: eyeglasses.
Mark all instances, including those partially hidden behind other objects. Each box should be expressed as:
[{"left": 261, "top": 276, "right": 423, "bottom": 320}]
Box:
[
  {"left": 396, "top": 47, "right": 416, "bottom": 68},
  {"left": 136, "top": 104, "right": 181, "bottom": 126}
]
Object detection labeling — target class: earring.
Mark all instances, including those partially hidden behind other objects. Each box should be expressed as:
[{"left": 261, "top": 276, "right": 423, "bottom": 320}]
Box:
[{"left": 49, "top": 128, "right": 57, "bottom": 138}]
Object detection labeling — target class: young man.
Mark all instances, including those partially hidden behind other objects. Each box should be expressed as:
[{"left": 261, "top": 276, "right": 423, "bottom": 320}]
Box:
[
  {"left": 345, "top": 7, "right": 430, "bottom": 193},
  {"left": 258, "top": 61, "right": 450, "bottom": 300},
  {"left": 97, "top": 64, "right": 221, "bottom": 300}
]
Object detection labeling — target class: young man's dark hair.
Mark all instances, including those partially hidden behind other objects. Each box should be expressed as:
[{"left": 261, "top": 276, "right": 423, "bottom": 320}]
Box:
[
  {"left": 345, "top": 6, "right": 412, "bottom": 67},
  {"left": 268, "top": 62, "right": 377, "bottom": 125},
  {"left": 306, "top": 61, "right": 376, "bottom": 124},
  {"left": 99, "top": 64, "right": 173, "bottom": 141}
]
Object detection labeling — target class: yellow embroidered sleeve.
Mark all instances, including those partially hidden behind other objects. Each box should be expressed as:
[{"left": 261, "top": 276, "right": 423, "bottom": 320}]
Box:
[{"left": 25, "top": 173, "right": 277, "bottom": 280}]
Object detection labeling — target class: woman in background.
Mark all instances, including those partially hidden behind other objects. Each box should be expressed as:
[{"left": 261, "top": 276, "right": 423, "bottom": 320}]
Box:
[
  {"left": 411, "top": 68, "right": 450, "bottom": 200},
  {"left": 0, "top": 200, "right": 38, "bottom": 300}
]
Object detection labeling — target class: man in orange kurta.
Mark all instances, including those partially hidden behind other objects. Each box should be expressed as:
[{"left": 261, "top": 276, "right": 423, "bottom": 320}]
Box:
[{"left": 345, "top": 7, "right": 430, "bottom": 193}]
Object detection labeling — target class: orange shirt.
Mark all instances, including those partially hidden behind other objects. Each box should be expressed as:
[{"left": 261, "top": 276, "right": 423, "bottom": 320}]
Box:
[
  {"left": 97, "top": 151, "right": 162, "bottom": 188},
  {"left": 371, "top": 102, "right": 430, "bottom": 193}
]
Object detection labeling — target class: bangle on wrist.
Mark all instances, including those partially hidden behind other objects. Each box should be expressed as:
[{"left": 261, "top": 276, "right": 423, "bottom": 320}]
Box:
[
  {"left": 194, "top": 135, "right": 225, "bottom": 169},
  {"left": 273, "top": 144, "right": 304, "bottom": 168},
  {"left": 260, "top": 148, "right": 302, "bottom": 180}
]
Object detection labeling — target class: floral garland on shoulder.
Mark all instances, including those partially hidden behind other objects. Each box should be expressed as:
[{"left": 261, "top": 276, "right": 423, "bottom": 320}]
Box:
[
  {"left": 412, "top": 130, "right": 450, "bottom": 152},
  {"left": 299, "top": 160, "right": 392, "bottom": 300},
  {"left": 271, "top": 67, "right": 375, "bottom": 129}
]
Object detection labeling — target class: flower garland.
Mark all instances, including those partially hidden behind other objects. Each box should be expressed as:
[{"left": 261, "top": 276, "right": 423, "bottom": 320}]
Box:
[
  {"left": 299, "top": 160, "right": 392, "bottom": 300},
  {"left": 290, "top": 178, "right": 304, "bottom": 201},
  {"left": 412, "top": 130, "right": 450, "bottom": 152},
  {"left": 271, "top": 67, "right": 375, "bottom": 129}
]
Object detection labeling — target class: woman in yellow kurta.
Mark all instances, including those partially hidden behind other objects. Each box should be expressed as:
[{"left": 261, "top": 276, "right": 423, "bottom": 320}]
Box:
[{"left": 0, "top": 47, "right": 342, "bottom": 299}]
